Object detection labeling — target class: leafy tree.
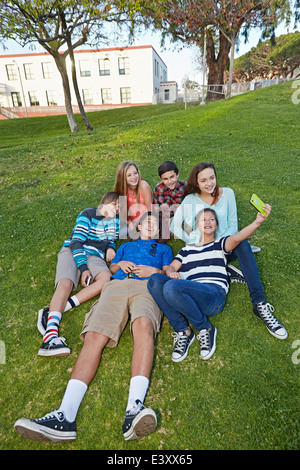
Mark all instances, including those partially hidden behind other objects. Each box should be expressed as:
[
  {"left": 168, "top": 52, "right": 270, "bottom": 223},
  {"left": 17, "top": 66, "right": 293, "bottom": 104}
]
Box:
[
  {"left": 267, "top": 31, "right": 300, "bottom": 76},
  {"left": 154, "top": 1, "right": 297, "bottom": 100},
  {"left": 234, "top": 32, "right": 300, "bottom": 81},
  {"left": 0, "top": 1, "right": 152, "bottom": 132}
]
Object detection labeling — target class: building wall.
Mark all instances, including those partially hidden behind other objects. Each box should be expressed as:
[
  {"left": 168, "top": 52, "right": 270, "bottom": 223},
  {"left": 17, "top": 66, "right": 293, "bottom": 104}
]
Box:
[{"left": 0, "top": 45, "right": 168, "bottom": 110}]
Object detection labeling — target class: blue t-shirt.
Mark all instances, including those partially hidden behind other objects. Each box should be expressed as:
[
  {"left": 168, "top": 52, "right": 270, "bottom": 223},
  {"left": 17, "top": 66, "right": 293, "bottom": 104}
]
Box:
[{"left": 111, "top": 239, "right": 174, "bottom": 281}]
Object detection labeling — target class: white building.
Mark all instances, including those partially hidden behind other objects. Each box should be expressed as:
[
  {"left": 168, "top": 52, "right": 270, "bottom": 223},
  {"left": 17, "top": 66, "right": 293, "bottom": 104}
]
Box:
[{"left": 0, "top": 45, "right": 169, "bottom": 116}]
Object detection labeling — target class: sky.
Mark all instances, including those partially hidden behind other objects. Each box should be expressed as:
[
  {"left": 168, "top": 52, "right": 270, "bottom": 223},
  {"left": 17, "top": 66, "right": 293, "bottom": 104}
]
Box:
[{"left": 1, "top": 20, "right": 298, "bottom": 89}]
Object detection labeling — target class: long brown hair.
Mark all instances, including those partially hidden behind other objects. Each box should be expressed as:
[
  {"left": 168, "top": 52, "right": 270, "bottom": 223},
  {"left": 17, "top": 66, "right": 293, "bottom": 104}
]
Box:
[
  {"left": 113, "top": 161, "right": 141, "bottom": 202},
  {"left": 184, "top": 162, "right": 219, "bottom": 204}
]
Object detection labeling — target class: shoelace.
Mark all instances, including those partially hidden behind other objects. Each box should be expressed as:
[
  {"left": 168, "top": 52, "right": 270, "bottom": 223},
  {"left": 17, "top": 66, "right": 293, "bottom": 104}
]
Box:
[
  {"left": 48, "top": 336, "right": 67, "bottom": 346},
  {"left": 257, "top": 303, "right": 281, "bottom": 328},
  {"left": 171, "top": 332, "right": 187, "bottom": 353},
  {"left": 197, "top": 329, "right": 209, "bottom": 349},
  {"left": 126, "top": 400, "right": 144, "bottom": 417},
  {"left": 36, "top": 410, "right": 64, "bottom": 422}
]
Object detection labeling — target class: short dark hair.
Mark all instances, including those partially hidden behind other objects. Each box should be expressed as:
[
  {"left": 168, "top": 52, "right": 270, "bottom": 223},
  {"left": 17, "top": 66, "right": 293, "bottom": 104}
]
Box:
[
  {"left": 158, "top": 161, "right": 179, "bottom": 177},
  {"left": 98, "top": 191, "right": 119, "bottom": 207}
]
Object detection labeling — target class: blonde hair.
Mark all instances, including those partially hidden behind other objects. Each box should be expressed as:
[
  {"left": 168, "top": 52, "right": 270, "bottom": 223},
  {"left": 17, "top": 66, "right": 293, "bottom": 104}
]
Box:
[{"left": 113, "top": 161, "right": 141, "bottom": 203}]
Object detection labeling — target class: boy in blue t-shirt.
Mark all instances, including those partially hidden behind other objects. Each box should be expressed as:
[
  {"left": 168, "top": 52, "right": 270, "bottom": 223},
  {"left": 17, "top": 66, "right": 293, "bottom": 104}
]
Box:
[{"left": 15, "top": 212, "right": 173, "bottom": 443}]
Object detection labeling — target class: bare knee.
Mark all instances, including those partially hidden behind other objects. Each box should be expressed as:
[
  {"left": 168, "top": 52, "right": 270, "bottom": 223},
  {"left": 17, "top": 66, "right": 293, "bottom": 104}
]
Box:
[
  {"left": 56, "top": 278, "right": 73, "bottom": 292},
  {"left": 83, "top": 331, "right": 109, "bottom": 348},
  {"left": 132, "top": 317, "right": 154, "bottom": 340}
]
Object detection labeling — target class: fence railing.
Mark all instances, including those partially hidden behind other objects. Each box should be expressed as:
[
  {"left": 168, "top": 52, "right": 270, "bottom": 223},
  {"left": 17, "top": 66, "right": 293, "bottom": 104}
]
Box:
[{"left": 154, "top": 77, "right": 294, "bottom": 104}]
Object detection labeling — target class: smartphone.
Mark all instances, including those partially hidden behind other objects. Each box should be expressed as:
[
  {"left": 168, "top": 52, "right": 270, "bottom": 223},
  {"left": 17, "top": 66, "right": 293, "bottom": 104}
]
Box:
[
  {"left": 86, "top": 277, "right": 92, "bottom": 287},
  {"left": 250, "top": 194, "right": 267, "bottom": 215}
]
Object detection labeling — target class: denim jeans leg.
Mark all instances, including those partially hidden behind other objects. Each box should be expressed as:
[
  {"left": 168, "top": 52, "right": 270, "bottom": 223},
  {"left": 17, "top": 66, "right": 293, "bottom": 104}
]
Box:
[
  {"left": 229, "top": 240, "right": 265, "bottom": 305},
  {"left": 147, "top": 273, "right": 189, "bottom": 331},
  {"left": 162, "top": 279, "right": 226, "bottom": 331}
]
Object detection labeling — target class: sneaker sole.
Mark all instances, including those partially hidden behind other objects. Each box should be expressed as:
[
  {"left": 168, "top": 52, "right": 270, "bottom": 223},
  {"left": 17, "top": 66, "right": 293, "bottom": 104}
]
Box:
[
  {"left": 37, "top": 309, "right": 47, "bottom": 336},
  {"left": 123, "top": 408, "right": 157, "bottom": 441},
  {"left": 200, "top": 328, "right": 217, "bottom": 361},
  {"left": 14, "top": 418, "right": 76, "bottom": 442},
  {"left": 172, "top": 334, "right": 195, "bottom": 363},
  {"left": 38, "top": 347, "right": 71, "bottom": 357}
]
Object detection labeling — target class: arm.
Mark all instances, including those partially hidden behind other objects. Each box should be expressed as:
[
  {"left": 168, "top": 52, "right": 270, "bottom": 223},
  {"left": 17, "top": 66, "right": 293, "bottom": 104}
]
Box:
[
  {"left": 225, "top": 204, "right": 271, "bottom": 252},
  {"left": 140, "top": 180, "right": 153, "bottom": 211},
  {"left": 226, "top": 188, "right": 238, "bottom": 236},
  {"left": 69, "top": 211, "right": 91, "bottom": 274},
  {"left": 110, "top": 260, "right": 137, "bottom": 274},
  {"left": 170, "top": 200, "right": 191, "bottom": 243},
  {"left": 166, "top": 259, "right": 182, "bottom": 279}
]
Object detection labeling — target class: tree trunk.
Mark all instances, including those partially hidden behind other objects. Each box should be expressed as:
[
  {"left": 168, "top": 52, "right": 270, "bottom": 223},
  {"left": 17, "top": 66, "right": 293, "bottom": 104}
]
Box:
[
  {"left": 68, "top": 43, "right": 93, "bottom": 131},
  {"left": 52, "top": 52, "right": 79, "bottom": 133},
  {"left": 206, "top": 31, "right": 231, "bottom": 101}
]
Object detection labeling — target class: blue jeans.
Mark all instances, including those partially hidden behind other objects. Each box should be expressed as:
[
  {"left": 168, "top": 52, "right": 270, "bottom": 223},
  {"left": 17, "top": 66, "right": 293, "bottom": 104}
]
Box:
[
  {"left": 147, "top": 273, "right": 226, "bottom": 332},
  {"left": 228, "top": 240, "right": 265, "bottom": 305}
]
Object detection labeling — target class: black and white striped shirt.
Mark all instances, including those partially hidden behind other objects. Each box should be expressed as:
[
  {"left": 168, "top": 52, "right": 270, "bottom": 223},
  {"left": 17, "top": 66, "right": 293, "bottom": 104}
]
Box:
[{"left": 175, "top": 237, "right": 230, "bottom": 293}]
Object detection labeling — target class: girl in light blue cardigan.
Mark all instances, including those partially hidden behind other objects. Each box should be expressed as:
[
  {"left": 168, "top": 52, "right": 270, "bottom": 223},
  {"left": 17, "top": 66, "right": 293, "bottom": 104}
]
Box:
[{"left": 170, "top": 162, "right": 287, "bottom": 341}]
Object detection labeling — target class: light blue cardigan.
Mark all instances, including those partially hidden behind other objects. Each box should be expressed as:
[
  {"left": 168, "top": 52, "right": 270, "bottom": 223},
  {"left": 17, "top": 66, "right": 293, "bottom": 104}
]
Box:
[{"left": 170, "top": 188, "right": 238, "bottom": 244}]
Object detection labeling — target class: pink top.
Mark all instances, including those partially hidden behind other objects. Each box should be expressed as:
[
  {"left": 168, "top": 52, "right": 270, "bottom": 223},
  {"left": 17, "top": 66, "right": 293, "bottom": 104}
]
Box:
[{"left": 127, "top": 180, "right": 147, "bottom": 222}]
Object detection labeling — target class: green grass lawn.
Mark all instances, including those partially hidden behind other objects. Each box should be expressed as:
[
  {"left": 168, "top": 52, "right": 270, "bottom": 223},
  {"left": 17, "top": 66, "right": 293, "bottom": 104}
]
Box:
[{"left": 0, "top": 82, "right": 299, "bottom": 450}]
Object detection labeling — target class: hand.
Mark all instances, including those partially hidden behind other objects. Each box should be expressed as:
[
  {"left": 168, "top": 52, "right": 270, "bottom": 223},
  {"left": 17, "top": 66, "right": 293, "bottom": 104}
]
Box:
[
  {"left": 117, "top": 260, "right": 137, "bottom": 273},
  {"left": 168, "top": 271, "right": 181, "bottom": 279},
  {"left": 81, "top": 270, "right": 92, "bottom": 287},
  {"left": 106, "top": 248, "right": 116, "bottom": 263},
  {"left": 132, "top": 265, "right": 159, "bottom": 278},
  {"left": 256, "top": 204, "right": 271, "bottom": 225}
]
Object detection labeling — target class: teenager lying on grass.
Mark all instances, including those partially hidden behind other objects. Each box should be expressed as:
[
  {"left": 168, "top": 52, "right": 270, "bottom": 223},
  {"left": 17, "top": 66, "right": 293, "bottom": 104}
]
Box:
[
  {"left": 148, "top": 205, "right": 287, "bottom": 364},
  {"left": 14, "top": 212, "right": 173, "bottom": 443},
  {"left": 36, "top": 192, "right": 120, "bottom": 357}
]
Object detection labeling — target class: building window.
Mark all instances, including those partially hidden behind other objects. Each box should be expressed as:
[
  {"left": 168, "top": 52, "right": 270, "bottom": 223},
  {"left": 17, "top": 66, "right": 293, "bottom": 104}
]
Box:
[
  {"left": 120, "top": 87, "right": 131, "bottom": 103},
  {"left": 99, "top": 58, "right": 110, "bottom": 76},
  {"left": 82, "top": 89, "right": 93, "bottom": 105},
  {"left": 46, "top": 90, "right": 57, "bottom": 106},
  {"left": 11, "top": 92, "right": 22, "bottom": 107},
  {"left": 101, "top": 88, "right": 112, "bottom": 104},
  {"left": 24, "top": 63, "right": 35, "bottom": 80},
  {"left": 79, "top": 60, "right": 91, "bottom": 77},
  {"left": 28, "top": 91, "right": 39, "bottom": 106},
  {"left": 118, "top": 57, "right": 129, "bottom": 75},
  {"left": 42, "top": 62, "right": 53, "bottom": 79},
  {"left": 6, "top": 64, "right": 17, "bottom": 81},
  {"left": 164, "top": 89, "right": 170, "bottom": 101}
]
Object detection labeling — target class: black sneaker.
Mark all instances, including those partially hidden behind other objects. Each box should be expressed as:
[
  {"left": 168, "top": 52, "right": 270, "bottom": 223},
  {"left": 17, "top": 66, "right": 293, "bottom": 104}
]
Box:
[
  {"left": 197, "top": 325, "right": 217, "bottom": 360},
  {"left": 171, "top": 330, "right": 195, "bottom": 362},
  {"left": 227, "top": 264, "right": 246, "bottom": 284},
  {"left": 14, "top": 410, "right": 76, "bottom": 442},
  {"left": 122, "top": 400, "right": 157, "bottom": 441},
  {"left": 253, "top": 302, "right": 288, "bottom": 339},
  {"left": 38, "top": 337, "right": 71, "bottom": 357},
  {"left": 37, "top": 307, "right": 49, "bottom": 336}
]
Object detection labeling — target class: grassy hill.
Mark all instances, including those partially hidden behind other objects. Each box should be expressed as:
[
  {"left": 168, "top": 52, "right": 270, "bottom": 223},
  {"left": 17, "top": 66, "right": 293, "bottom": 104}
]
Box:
[{"left": 0, "top": 82, "right": 299, "bottom": 450}]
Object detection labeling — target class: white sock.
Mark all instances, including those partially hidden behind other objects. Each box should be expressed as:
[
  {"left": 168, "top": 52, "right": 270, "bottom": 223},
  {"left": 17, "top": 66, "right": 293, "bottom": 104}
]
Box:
[
  {"left": 126, "top": 376, "right": 149, "bottom": 413},
  {"left": 64, "top": 295, "right": 80, "bottom": 312},
  {"left": 58, "top": 379, "right": 88, "bottom": 422}
]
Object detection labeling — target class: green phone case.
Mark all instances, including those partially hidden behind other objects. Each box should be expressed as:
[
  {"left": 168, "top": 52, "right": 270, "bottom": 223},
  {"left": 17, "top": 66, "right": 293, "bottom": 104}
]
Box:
[{"left": 250, "top": 194, "right": 267, "bottom": 215}]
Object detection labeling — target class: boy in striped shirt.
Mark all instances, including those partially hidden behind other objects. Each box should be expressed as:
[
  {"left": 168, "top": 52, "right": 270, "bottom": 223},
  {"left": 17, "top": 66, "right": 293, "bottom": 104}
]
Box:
[
  {"left": 37, "top": 192, "right": 120, "bottom": 357},
  {"left": 148, "top": 203, "right": 286, "bottom": 362}
]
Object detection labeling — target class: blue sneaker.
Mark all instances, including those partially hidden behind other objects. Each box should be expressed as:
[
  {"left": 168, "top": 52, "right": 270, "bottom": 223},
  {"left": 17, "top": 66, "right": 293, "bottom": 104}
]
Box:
[
  {"left": 14, "top": 410, "right": 76, "bottom": 442},
  {"left": 122, "top": 400, "right": 157, "bottom": 440}
]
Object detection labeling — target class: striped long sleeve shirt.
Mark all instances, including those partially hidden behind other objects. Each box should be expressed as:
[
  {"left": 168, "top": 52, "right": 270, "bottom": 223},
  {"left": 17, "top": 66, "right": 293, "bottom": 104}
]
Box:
[
  {"left": 62, "top": 207, "right": 119, "bottom": 273},
  {"left": 174, "top": 237, "right": 231, "bottom": 293}
]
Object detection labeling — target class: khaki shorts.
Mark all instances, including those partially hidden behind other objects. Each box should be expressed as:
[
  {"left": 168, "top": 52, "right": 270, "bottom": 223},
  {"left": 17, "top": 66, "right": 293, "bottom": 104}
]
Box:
[
  {"left": 80, "top": 279, "right": 162, "bottom": 348},
  {"left": 55, "top": 246, "right": 110, "bottom": 290}
]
